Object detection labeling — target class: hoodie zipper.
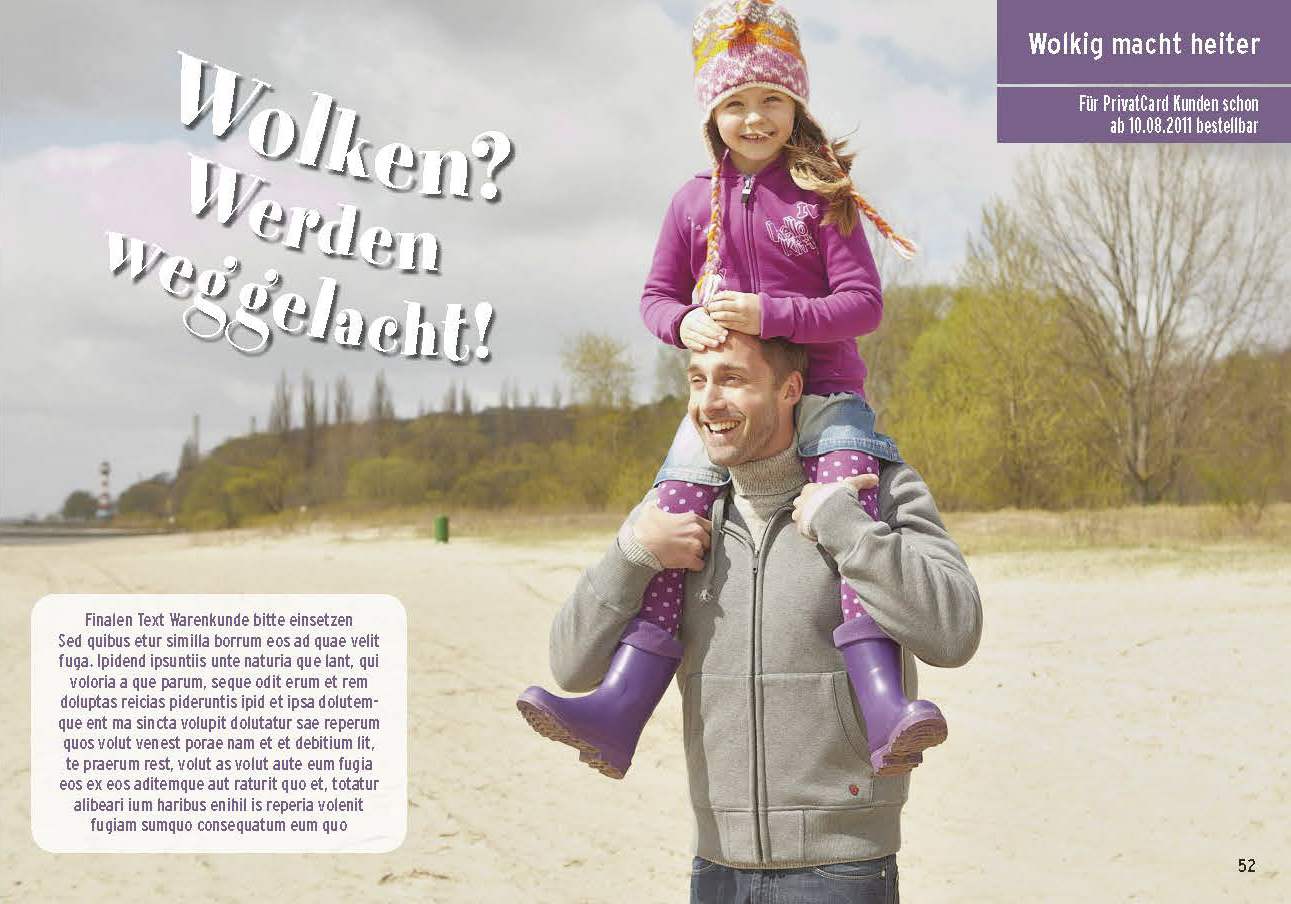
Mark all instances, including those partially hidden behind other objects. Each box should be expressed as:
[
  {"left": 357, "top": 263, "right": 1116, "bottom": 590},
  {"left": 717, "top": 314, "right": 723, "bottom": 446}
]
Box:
[
  {"left": 753, "top": 506, "right": 790, "bottom": 857},
  {"left": 750, "top": 505, "right": 794, "bottom": 863},
  {"left": 741, "top": 173, "right": 761, "bottom": 291},
  {"left": 713, "top": 501, "right": 794, "bottom": 863},
  {"left": 711, "top": 513, "right": 764, "bottom": 860}
]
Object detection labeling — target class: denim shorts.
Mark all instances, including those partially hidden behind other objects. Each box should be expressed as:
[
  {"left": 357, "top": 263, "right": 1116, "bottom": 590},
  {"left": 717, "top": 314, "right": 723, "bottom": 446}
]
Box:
[
  {"left": 654, "top": 392, "right": 902, "bottom": 487},
  {"left": 690, "top": 854, "right": 898, "bottom": 903}
]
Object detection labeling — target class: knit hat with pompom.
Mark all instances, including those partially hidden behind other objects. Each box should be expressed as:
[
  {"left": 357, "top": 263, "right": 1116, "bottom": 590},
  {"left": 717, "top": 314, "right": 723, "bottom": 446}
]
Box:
[{"left": 690, "top": 0, "right": 915, "bottom": 300}]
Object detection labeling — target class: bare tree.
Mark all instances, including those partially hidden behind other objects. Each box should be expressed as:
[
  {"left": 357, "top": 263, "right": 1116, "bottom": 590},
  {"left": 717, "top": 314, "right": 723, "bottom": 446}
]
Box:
[
  {"left": 301, "top": 372, "right": 318, "bottom": 469},
  {"left": 176, "top": 437, "right": 200, "bottom": 476},
  {"left": 268, "top": 371, "right": 293, "bottom": 436},
  {"left": 442, "top": 381, "right": 459, "bottom": 415},
  {"left": 334, "top": 376, "right": 353, "bottom": 425},
  {"left": 368, "top": 371, "right": 396, "bottom": 456},
  {"left": 1017, "top": 145, "right": 1288, "bottom": 502},
  {"left": 369, "top": 371, "right": 395, "bottom": 423}
]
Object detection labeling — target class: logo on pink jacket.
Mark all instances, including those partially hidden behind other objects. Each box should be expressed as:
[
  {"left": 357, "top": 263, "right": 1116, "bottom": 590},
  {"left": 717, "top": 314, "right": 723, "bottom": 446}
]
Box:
[{"left": 765, "top": 202, "right": 820, "bottom": 258}]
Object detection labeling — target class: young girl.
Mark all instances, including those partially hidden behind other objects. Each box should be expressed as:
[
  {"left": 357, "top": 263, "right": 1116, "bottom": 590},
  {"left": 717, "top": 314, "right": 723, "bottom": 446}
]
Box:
[{"left": 518, "top": 0, "right": 946, "bottom": 780}]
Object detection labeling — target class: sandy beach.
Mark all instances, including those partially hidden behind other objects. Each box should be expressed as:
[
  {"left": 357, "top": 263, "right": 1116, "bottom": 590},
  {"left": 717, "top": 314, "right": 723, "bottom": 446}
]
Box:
[{"left": 1, "top": 524, "right": 1288, "bottom": 903}]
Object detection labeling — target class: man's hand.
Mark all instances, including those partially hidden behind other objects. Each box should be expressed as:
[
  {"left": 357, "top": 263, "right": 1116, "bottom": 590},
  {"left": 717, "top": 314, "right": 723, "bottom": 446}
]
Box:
[
  {"left": 633, "top": 501, "right": 713, "bottom": 570},
  {"left": 792, "top": 474, "right": 879, "bottom": 539},
  {"left": 680, "top": 307, "right": 728, "bottom": 352},
  {"left": 705, "top": 291, "right": 761, "bottom": 335}
]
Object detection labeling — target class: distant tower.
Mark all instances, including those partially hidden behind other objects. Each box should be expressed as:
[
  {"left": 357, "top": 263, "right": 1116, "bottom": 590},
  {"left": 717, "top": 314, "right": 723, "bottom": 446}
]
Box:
[{"left": 97, "top": 461, "right": 114, "bottom": 519}]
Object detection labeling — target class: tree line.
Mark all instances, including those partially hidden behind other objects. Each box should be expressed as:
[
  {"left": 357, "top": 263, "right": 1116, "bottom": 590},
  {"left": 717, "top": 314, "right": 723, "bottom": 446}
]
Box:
[{"left": 91, "top": 356, "right": 685, "bottom": 529}]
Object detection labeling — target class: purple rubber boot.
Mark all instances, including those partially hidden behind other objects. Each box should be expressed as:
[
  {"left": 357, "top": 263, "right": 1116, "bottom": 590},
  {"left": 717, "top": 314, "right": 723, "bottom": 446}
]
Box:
[
  {"left": 516, "top": 618, "right": 681, "bottom": 779},
  {"left": 834, "top": 616, "right": 948, "bottom": 776}
]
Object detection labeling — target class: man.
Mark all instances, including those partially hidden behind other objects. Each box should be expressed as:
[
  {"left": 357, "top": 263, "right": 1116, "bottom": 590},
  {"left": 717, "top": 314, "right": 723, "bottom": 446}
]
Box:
[{"left": 535, "top": 332, "right": 982, "bottom": 902}]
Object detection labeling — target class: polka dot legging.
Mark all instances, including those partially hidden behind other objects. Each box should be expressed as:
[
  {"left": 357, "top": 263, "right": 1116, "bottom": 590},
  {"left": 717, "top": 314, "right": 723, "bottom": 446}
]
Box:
[{"left": 639, "top": 450, "right": 882, "bottom": 634}]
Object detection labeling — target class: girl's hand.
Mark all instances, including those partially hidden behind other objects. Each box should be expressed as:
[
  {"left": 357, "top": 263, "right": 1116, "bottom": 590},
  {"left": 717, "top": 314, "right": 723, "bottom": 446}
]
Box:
[
  {"left": 705, "top": 291, "right": 762, "bottom": 335},
  {"left": 680, "top": 307, "right": 728, "bottom": 352}
]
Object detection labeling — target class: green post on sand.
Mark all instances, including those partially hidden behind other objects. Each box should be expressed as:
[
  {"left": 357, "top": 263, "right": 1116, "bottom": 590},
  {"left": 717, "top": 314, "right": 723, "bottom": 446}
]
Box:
[{"left": 434, "top": 515, "right": 450, "bottom": 543}]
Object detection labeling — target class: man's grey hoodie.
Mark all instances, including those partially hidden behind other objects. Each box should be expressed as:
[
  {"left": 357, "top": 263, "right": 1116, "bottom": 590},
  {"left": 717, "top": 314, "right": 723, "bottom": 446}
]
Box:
[{"left": 548, "top": 457, "right": 982, "bottom": 868}]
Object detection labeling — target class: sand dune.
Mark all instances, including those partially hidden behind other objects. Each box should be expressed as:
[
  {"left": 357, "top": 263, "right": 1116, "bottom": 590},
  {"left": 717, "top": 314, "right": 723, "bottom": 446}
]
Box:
[{"left": 2, "top": 527, "right": 1288, "bottom": 902}]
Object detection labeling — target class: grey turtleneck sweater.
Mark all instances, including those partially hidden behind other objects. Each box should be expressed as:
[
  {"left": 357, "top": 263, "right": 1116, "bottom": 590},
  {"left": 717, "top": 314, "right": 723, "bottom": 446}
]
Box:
[{"left": 726, "top": 441, "right": 807, "bottom": 547}]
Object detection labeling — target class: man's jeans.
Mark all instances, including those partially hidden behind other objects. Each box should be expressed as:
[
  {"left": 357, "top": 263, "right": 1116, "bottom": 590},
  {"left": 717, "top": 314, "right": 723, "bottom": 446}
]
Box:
[{"left": 690, "top": 854, "right": 898, "bottom": 903}]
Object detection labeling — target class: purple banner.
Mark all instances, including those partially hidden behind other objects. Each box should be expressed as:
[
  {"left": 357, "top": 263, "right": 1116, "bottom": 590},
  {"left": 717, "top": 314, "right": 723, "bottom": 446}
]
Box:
[
  {"left": 999, "top": 0, "right": 1291, "bottom": 85},
  {"left": 998, "top": 0, "right": 1290, "bottom": 142},
  {"left": 998, "top": 87, "right": 1291, "bottom": 142}
]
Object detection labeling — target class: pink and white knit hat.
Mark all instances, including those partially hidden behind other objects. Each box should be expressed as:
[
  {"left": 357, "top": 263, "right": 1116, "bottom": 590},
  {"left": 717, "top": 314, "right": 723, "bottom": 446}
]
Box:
[
  {"left": 691, "top": 0, "right": 916, "bottom": 295},
  {"left": 693, "top": 0, "right": 810, "bottom": 115}
]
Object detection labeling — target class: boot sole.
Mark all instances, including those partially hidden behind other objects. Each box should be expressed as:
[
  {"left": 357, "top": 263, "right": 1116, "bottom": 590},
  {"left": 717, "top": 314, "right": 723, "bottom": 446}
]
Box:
[
  {"left": 516, "top": 699, "right": 628, "bottom": 780},
  {"left": 871, "top": 711, "right": 948, "bottom": 775},
  {"left": 872, "top": 752, "right": 923, "bottom": 777}
]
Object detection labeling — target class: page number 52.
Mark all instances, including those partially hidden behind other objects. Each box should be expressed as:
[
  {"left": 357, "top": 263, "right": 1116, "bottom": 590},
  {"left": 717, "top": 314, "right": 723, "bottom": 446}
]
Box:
[{"left": 1238, "top": 858, "right": 1256, "bottom": 873}]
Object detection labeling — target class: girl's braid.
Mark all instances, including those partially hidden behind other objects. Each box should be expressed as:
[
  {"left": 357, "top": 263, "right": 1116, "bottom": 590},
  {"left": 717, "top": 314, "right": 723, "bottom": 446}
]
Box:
[
  {"left": 700, "top": 156, "right": 725, "bottom": 301},
  {"left": 821, "top": 143, "right": 917, "bottom": 260}
]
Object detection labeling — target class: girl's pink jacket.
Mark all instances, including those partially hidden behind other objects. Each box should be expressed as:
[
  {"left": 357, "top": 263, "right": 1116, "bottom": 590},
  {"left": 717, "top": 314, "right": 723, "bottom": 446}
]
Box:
[{"left": 640, "top": 154, "right": 883, "bottom": 397}]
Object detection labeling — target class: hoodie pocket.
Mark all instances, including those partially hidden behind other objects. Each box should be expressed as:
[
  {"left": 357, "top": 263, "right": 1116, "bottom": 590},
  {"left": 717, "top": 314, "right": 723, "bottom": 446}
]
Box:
[
  {"left": 834, "top": 670, "right": 910, "bottom": 806},
  {"left": 831, "top": 670, "right": 871, "bottom": 761},
  {"left": 760, "top": 673, "right": 874, "bottom": 808},
  {"left": 683, "top": 674, "right": 751, "bottom": 810}
]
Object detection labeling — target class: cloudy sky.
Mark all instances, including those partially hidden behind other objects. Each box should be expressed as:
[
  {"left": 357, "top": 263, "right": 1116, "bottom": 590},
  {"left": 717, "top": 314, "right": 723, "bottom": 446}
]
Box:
[{"left": 0, "top": 0, "right": 1018, "bottom": 517}]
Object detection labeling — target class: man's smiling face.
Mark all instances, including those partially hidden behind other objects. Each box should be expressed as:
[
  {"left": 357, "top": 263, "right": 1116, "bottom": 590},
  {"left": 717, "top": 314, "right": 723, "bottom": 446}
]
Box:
[{"left": 687, "top": 332, "right": 802, "bottom": 468}]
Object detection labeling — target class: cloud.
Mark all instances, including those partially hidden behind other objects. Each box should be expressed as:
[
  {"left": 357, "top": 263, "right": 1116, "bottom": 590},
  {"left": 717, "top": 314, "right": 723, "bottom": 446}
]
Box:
[{"left": 803, "top": 0, "right": 997, "bottom": 76}]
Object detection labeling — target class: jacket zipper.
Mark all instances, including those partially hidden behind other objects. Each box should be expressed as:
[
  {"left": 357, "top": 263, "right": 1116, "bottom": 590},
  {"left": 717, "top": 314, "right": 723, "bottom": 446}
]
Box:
[
  {"left": 741, "top": 174, "right": 761, "bottom": 292},
  {"left": 716, "top": 518, "right": 764, "bottom": 861},
  {"left": 718, "top": 503, "right": 794, "bottom": 862},
  {"left": 749, "top": 505, "right": 793, "bottom": 862}
]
